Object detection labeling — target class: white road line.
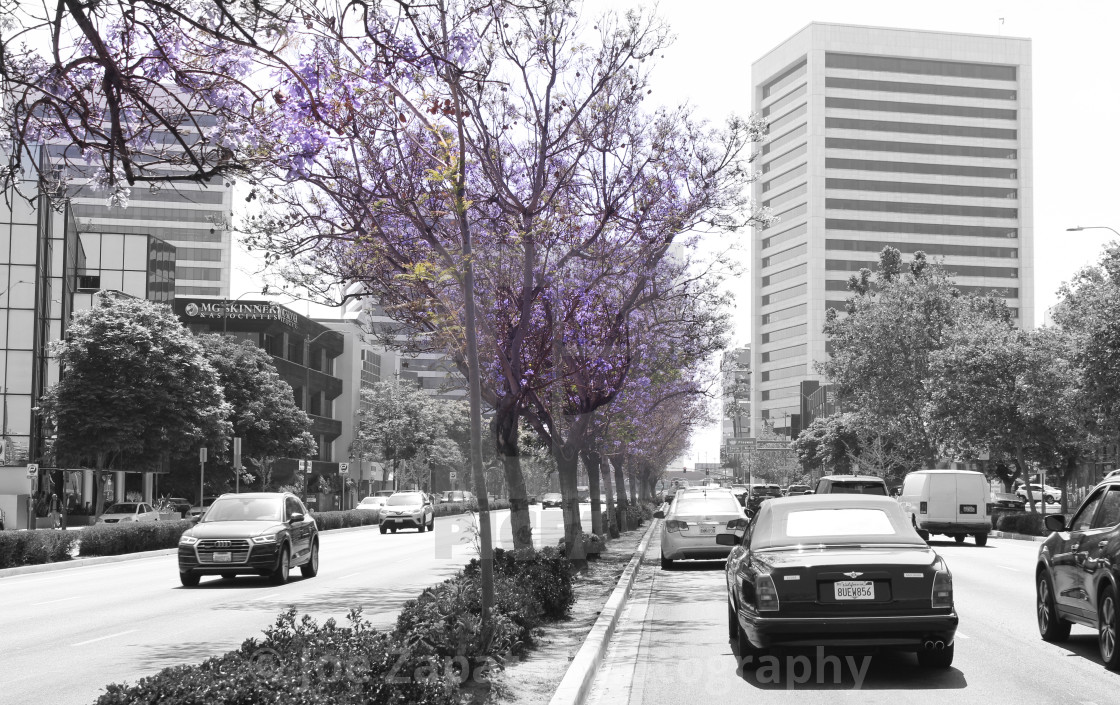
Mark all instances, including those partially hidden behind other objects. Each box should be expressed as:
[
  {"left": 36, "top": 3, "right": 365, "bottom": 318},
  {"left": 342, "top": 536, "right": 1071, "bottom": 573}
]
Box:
[
  {"left": 31, "top": 596, "right": 79, "bottom": 606},
  {"left": 997, "top": 565, "right": 1020, "bottom": 571},
  {"left": 247, "top": 593, "right": 273, "bottom": 602},
  {"left": 336, "top": 572, "right": 363, "bottom": 580},
  {"left": 72, "top": 629, "right": 136, "bottom": 647}
]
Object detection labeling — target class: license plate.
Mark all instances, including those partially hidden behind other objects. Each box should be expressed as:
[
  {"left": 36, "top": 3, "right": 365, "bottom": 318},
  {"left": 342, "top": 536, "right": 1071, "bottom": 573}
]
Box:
[
  {"left": 960, "top": 505, "right": 977, "bottom": 514},
  {"left": 834, "top": 580, "right": 874, "bottom": 600},
  {"left": 214, "top": 552, "right": 232, "bottom": 563},
  {"left": 699, "top": 526, "right": 716, "bottom": 535}
]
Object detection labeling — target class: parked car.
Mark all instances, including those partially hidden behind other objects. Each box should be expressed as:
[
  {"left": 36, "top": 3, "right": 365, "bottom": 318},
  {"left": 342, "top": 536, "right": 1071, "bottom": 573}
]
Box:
[
  {"left": 785, "top": 484, "right": 812, "bottom": 496},
  {"left": 439, "top": 490, "right": 474, "bottom": 504},
  {"left": 655, "top": 489, "right": 748, "bottom": 569},
  {"left": 373, "top": 490, "right": 396, "bottom": 498},
  {"left": 356, "top": 496, "right": 389, "bottom": 519},
  {"left": 1036, "top": 477, "right": 1120, "bottom": 669},
  {"left": 379, "top": 491, "right": 435, "bottom": 533},
  {"left": 719, "top": 494, "right": 957, "bottom": 668},
  {"left": 813, "top": 475, "right": 890, "bottom": 495},
  {"left": 1017, "top": 483, "right": 1062, "bottom": 504},
  {"left": 541, "top": 492, "right": 563, "bottom": 509},
  {"left": 897, "top": 469, "right": 991, "bottom": 546},
  {"left": 97, "top": 502, "right": 161, "bottom": 524},
  {"left": 992, "top": 492, "right": 1026, "bottom": 511},
  {"left": 177, "top": 492, "right": 318, "bottom": 587},
  {"left": 188, "top": 496, "right": 220, "bottom": 519}
]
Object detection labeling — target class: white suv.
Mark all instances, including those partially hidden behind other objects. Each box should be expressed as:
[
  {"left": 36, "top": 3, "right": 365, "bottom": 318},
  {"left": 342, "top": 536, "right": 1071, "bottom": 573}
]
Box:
[{"left": 1016, "top": 483, "right": 1062, "bottom": 504}]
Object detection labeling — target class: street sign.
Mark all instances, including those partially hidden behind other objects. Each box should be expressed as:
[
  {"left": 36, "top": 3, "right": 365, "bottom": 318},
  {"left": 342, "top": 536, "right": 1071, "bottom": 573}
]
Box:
[
  {"left": 25, "top": 463, "right": 38, "bottom": 479},
  {"left": 199, "top": 447, "right": 207, "bottom": 463},
  {"left": 756, "top": 440, "right": 791, "bottom": 451},
  {"left": 301, "top": 460, "right": 311, "bottom": 474},
  {"left": 339, "top": 462, "right": 349, "bottom": 475},
  {"left": 233, "top": 437, "right": 242, "bottom": 469}
]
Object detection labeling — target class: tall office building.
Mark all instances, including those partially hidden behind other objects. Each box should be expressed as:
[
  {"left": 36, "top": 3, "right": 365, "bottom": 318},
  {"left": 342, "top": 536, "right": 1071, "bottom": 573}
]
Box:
[{"left": 750, "top": 23, "right": 1033, "bottom": 437}]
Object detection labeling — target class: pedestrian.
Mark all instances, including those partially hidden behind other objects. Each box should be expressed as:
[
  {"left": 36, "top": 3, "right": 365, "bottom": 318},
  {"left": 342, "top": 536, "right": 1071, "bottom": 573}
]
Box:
[{"left": 48, "top": 493, "right": 62, "bottom": 530}]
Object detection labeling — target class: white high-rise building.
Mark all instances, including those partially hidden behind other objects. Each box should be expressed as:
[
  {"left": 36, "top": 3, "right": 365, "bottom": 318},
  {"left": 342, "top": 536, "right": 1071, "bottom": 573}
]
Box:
[{"left": 750, "top": 23, "right": 1034, "bottom": 437}]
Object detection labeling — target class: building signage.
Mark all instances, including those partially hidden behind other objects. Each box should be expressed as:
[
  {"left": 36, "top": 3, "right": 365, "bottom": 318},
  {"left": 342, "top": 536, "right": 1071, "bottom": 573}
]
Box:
[{"left": 182, "top": 301, "right": 299, "bottom": 328}]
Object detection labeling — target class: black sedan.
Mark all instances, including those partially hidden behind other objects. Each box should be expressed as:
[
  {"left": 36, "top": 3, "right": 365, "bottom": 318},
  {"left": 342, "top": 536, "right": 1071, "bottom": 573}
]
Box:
[
  {"left": 540, "top": 492, "right": 563, "bottom": 509},
  {"left": 177, "top": 492, "right": 319, "bottom": 587},
  {"left": 719, "top": 494, "right": 958, "bottom": 667},
  {"left": 1036, "top": 478, "right": 1120, "bottom": 669}
]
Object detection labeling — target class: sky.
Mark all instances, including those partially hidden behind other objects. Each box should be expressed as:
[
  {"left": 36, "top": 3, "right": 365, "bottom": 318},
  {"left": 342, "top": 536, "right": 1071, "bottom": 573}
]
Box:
[{"left": 231, "top": 0, "right": 1120, "bottom": 468}]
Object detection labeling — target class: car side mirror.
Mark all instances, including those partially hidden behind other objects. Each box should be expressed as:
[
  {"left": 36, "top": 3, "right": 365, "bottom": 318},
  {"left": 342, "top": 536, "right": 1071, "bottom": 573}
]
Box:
[
  {"left": 289, "top": 512, "right": 305, "bottom": 524},
  {"left": 1044, "top": 515, "right": 1066, "bottom": 532},
  {"left": 653, "top": 509, "right": 665, "bottom": 519},
  {"left": 716, "top": 533, "right": 738, "bottom": 547}
]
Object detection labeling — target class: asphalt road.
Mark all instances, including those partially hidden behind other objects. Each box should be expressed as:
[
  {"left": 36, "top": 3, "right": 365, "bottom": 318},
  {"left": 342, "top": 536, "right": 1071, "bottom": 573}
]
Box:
[
  {"left": 0, "top": 505, "right": 591, "bottom": 705},
  {"left": 588, "top": 531, "right": 1120, "bottom": 705}
]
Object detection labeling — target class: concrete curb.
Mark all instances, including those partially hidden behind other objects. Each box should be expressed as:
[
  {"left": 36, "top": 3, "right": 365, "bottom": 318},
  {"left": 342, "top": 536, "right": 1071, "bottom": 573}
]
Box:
[
  {"left": 990, "top": 530, "right": 1046, "bottom": 543},
  {"left": 548, "top": 518, "right": 658, "bottom": 705},
  {"left": 0, "top": 521, "right": 388, "bottom": 579}
]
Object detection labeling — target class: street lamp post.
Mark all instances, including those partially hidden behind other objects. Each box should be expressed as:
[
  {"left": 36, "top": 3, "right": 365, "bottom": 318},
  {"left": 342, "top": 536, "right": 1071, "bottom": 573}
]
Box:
[
  {"left": 304, "top": 328, "right": 345, "bottom": 507},
  {"left": 1067, "top": 225, "right": 1120, "bottom": 238}
]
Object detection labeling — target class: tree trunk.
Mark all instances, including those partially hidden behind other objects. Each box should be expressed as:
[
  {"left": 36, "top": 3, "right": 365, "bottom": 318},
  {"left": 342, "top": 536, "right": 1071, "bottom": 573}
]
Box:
[
  {"left": 583, "top": 449, "right": 603, "bottom": 536},
  {"left": 493, "top": 410, "right": 533, "bottom": 550},
  {"left": 557, "top": 449, "right": 586, "bottom": 560},
  {"left": 94, "top": 452, "right": 107, "bottom": 517},
  {"left": 609, "top": 454, "right": 628, "bottom": 531},
  {"left": 599, "top": 454, "right": 620, "bottom": 537},
  {"left": 1014, "top": 444, "right": 1037, "bottom": 513}
]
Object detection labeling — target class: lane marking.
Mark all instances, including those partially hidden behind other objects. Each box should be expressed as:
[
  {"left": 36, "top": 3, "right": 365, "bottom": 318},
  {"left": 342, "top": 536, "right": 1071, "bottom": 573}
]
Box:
[
  {"left": 336, "top": 572, "right": 363, "bottom": 580},
  {"left": 72, "top": 629, "right": 136, "bottom": 647},
  {"left": 997, "top": 565, "right": 1021, "bottom": 571},
  {"left": 31, "top": 596, "right": 79, "bottom": 606},
  {"left": 247, "top": 593, "right": 273, "bottom": 602}
]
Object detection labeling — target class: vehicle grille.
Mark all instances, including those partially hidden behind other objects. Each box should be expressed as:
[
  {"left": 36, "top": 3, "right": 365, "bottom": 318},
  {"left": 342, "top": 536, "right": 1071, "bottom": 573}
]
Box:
[{"left": 196, "top": 539, "right": 251, "bottom": 564}]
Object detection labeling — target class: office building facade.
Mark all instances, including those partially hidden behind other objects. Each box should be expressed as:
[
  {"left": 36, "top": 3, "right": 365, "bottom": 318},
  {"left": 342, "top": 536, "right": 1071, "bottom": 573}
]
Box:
[{"left": 751, "top": 23, "right": 1034, "bottom": 437}]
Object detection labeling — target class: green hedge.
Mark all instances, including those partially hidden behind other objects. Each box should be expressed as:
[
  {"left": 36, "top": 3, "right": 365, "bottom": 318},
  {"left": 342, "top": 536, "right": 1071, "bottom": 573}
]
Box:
[
  {"left": 996, "top": 511, "right": 1046, "bottom": 536},
  {"left": 0, "top": 531, "right": 77, "bottom": 569},
  {"left": 311, "top": 509, "right": 380, "bottom": 531},
  {"left": 79, "top": 520, "right": 195, "bottom": 557}
]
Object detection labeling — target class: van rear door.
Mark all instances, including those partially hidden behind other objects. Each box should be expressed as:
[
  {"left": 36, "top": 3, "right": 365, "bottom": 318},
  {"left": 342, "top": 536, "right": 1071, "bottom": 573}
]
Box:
[
  {"left": 954, "top": 473, "right": 988, "bottom": 524},
  {"left": 927, "top": 473, "right": 958, "bottom": 524}
]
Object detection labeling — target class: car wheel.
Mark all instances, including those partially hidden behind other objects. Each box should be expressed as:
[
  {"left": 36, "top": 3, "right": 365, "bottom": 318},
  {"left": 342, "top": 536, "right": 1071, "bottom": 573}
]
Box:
[
  {"left": 390, "top": 526, "right": 397, "bottom": 534},
  {"left": 1037, "top": 571, "right": 1071, "bottom": 642},
  {"left": 660, "top": 552, "right": 673, "bottom": 570},
  {"left": 269, "top": 546, "right": 290, "bottom": 585},
  {"left": 379, "top": 524, "right": 387, "bottom": 535},
  {"left": 975, "top": 533, "right": 988, "bottom": 547},
  {"left": 1045, "top": 495, "right": 1056, "bottom": 505},
  {"left": 727, "top": 598, "right": 739, "bottom": 640},
  {"left": 300, "top": 540, "right": 319, "bottom": 578},
  {"left": 1099, "top": 584, "right": 1120, "bottom": 670},
  {"left": 954, "top": 535, "right": 966, "bottom": 544},
  {"left": 917, "top": 642, "right": 954, "bottom": 668},
  {"left": 220, "top": 572, "right": 237, "bottom": 580},
  {"left": 179, "top": 571, "right": 200, "bottom": 587}
]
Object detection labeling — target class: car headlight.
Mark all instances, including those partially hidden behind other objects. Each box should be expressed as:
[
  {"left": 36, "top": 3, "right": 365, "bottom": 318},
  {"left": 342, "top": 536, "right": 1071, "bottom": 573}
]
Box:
[
  {"left": 179, "top": 535, "right": 199, "bottom": 546},
  {"left": 252, "top": 534, "right": 278, "bottom": 544}
]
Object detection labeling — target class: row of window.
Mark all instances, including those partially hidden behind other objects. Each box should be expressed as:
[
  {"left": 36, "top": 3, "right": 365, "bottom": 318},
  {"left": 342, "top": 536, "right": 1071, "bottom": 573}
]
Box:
[
  {"left": 825, "top": 259, "right": 1018, "bottom": 279},
  {"left": 762, "top": 344, "right": 805, "bottom": 363},
  {"left": 174, "top": 247, "right": 223, "bottom": 262},
  {"left": 825, "top": 96, "right": 1016, "bottom": 120},
  {"left": 825, "top": 198, "right": 1018, "bottom": 219},
  {"left": 762, "top": 222, "right": 807, "bottom": 250},
  {"left": 824, "top": 52, "right": 1017, "bottom": 81},
  {"left": 763, "top": 164, "right": 807, "bottom": 193},
  {"left": 79, "top": 223, "right": 225, "bottom": 243},
  {"left": 176, "top": 266, "right": 222, "bottom": 281},
  {"left": 765, "top": 183, "right": 807, "bottom": 209},
  {"left": 760, "top": 364, "right": 805, "bottom": 382},
  {"left": 73, "top": 204, "right": 230, "bottom": 226},
  {"left": 826, "top": 238, "right": 1018, "bottom": 259},
  {"left": 826, "top": 137, "right": 1017, "bottom": 160},
  {"left": 824, "top": 76, "right": 1017, "bottom": 101},
  {"left": 763, "top": 58, "right": 807, "bottom": 98},
  {"left": 826, "top": 157, "right": 1017, "bottom": 180},
  {"left": 762, "top": 283, "right": 806, "bottom": 306},
  {"left": 763, "top": 144, "right": 808, "bottom": 174},
  {"left": 763, "top": 84, "right": 807, "bottom": 117},
  {"left": 761, "top": 303, "right": 806, "bottom": 325},
  {"left": 762, "top": 323, "right": 805, "bottom": 344},
  {"left": 762, "top": 262, "right": 806, "bottom": 287},
  {"left": 770, "top": 104, "right": 808, "bottom": 133},
  {"left": 767, "top": 203, "right": 807, "bottom": 226},
  {"left": 762, "top": 242, "right": 807, "bottom": 269},
  {"left": 71, "top": 185, "right": 227, "bottom": 205},
  {"left": 824, "top": 278, "right": 1020, "bottom": 298},
  {"left": 176, "top": 285, "right": 221, "bottom": 295},
  {"left": 826, "top": 218, "right": 1017, "bottom": 239},
  {"left": 825, "top": 116, "right": 1017, "bottom": 140},
  {"left": 763, "top": 124, "right": 807, "bottom": 155},
  {"left": 761, "top": 386, "right": 799, "bottom": 401},
  {"left": 826, "top": 178, "right": 1016, "bottom": 199}
]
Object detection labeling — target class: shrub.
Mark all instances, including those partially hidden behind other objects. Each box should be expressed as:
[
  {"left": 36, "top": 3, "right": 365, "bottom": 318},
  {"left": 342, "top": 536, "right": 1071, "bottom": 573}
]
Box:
[
  {"left": 463, "top": 547, "right": 574, "bottom": 620},
  {"left": 584, "top": 532, "right": 605, "bottom": 556},
  {"left": 997, "top": 511, "right": 1046, "bottom": 536},
  {"left": 624, "top": 505, "right": 644, "bottom": 529},
  {"left": 0, "top": 530, "right": 77, "bottom": 568},
  {"left": 312, "top": 509, "right": 379, "bottom": 531},
  {"left": 639, "top": 503, "right": 655, "bottom": 521},
  {"left": 79, "top": 520, "right": 194, "bottom": 556},
  {"left": 434, "top": 502, "right": 465, "bottom": 517},
  {"left": 96, "top": 609, "right": 460, "bottom": 705}
]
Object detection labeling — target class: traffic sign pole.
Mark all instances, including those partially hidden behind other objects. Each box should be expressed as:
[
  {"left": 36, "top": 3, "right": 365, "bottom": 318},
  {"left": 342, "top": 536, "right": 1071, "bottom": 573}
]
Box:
[{"left": 199, "top": 447, "right": 207, "bottom": 514}]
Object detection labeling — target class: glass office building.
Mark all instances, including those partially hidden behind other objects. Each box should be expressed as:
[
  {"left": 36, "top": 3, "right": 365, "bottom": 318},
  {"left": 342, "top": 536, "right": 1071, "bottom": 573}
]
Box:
[{"left": 750, "top": 23, "right": 1034, "bottom": 437}]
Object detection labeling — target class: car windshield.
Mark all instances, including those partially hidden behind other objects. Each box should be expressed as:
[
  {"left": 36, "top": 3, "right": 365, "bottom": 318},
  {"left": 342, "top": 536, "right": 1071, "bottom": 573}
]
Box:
[
  {"left": 543, "top": 493, "right": 562, "bottom": 499},
  {"left": 104, "top": 503, "right": 139, "bottom": 514},
  {"left": 830, "top": 482, "right": 888, "bottom": 495},
  {"left": 203, "top": 497, "right": 282, "bottom": 522},
  {"left": 359, "top": 497, "right": 384, "bottom": 505},
  {"left": 388, "top": 493, "right": 424, "bottom": 506},
  {"left": 674, "top": 496, "right": 742, "bottom": 515}
]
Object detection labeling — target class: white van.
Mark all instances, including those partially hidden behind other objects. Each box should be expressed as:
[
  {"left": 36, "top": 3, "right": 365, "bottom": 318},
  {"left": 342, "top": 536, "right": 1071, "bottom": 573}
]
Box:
[{"left": 897, "top": 469, "right": 991, "bottom": 546}]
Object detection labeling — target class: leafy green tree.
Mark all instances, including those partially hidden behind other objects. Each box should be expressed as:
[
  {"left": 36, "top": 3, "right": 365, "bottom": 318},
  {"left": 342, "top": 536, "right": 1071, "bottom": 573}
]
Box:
[
  {"left": 793, "top": 413, "right": 861, "bottom": 476},
  {"left": 38, "top": 293, "right": 231, "bottom": 514}
]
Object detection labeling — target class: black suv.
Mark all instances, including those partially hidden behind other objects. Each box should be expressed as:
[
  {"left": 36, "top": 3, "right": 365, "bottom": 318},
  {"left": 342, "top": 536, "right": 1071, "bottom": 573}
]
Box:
[
  {"left": 177, "top": 492, "right": 318, "bottom": 587},
  {"left": 1036, "top": 478, "right": 1120, "bottom": 669}
]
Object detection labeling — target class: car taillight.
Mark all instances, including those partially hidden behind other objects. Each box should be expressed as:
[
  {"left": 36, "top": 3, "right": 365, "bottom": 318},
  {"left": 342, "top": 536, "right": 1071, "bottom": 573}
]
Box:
[
  {"left": 919, "top": 501, "right": 927, "bottom": 514},
  {"left": 756, "top": 574, "right": 780, "bottom": 612},
  {"left": 666, "top": 520, "right": 688, "bottom": 532},
  {"left": 726, "top": 518, "right": 748, "bottom": 530},
  {"left": 931, "top": 564, "right": 953, "bottom": 608}
]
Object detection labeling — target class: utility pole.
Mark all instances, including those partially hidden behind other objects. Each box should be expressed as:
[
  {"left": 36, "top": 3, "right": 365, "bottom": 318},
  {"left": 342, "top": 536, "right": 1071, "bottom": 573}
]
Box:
[{"left": 199, "top": 447, "right": 207, "bottom": 513}]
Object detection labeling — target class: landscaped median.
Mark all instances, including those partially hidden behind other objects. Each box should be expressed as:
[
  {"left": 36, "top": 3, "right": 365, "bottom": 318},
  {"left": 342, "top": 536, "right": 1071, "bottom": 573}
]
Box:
[{"left": 0, "top": 501, "right": 513, "bottom": 570}]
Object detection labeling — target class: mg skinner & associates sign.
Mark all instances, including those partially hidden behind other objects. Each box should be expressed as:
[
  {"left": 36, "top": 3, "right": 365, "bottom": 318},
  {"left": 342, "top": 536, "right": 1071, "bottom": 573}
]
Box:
[{"left": 182, "top": 301, "right": 300, "bottom": 328}]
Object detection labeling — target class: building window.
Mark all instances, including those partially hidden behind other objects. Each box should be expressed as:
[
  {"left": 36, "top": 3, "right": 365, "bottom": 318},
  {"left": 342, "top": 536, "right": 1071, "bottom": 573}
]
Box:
[
  {"left": 769, "top": 104, "right": 808, "bottom": 133},
  {"left": 826, "top": 138, "right": 1017, "bottom": 160},
  {"left": 175, "top": 266, "right": 222, "bottom": 281},
  {"left": 288, "top": 338, "right": 303, "bottom": 364},
  {"left": 174, "top": 286, "right": 221, "bottom": 296},
  {"left": 762, "top": 223, "right": 808, "bottom": 250},
  {"left": 763, "top": 144, "right": 808, "bottom": 174},
  {"left": 825, "top": 117, "right": 1017, "bottom": 140},
  {"left": 762, "top": 243, "right": 807, "bottom": 269},
  {"left": 762, "top": 283, "right": 806, "bottom": 306},
  {"left": 763, "top": 164, "right": 807, "bottom": 193},
  {"left": 763, "top": 84, "right": 807, "bottom": 117},
  {"left": 762, "top": 263, "right": 806, "bottom": 287},
  {"left": 760, "top": 364, "right": 806, "bottom": 382},
  {"left": 766, "top": 203, "right": 808, "bottom": 226},
  {"left": 78, "top": 274, "right": 101, "bottom": 289},
  {"left": 824, "top": 76, "right": 1017, "bottom": 100},
  {"left": 310, "top": 391, "right": 322, "bottom": 416},
  {"left": 826, "top": 219, "right": 1018, "bottom": 239},
  {"left": 825, "top": 199, "right": 1018, "bottom": 219},
  {"left": 825, "top": 178, "right": 1017, "bottom": 200},
  {"left": 761, "top": 303, "right": 806, "bottom": 325},
  {"left": 762, "top": 323, "right": 806, "bottom": 344},
  {"left": 825, "top": 158, "right": 1016, "bottom": 180},
  {"left": 824, "top": 52, "right": 1017, "bottom": 81},
  {"left": 826, "top": 239, "right": 1018, "bottom": 259},
  {"left": 825, "top": 97, "right": 1016, "bottom": 120},
  {"left": 762, "top": 344, "right": 805, "bottom": 363},
  {"left": 763, "top": 58, "right": 807, "bottom": 98},
  {"left": 763, "top": 124, "right": 808, "bottom": 155},
  {"left": 762, "top": 386, "right": 799, "bottom": 401},
  {"left": 826, "top": 259, "right": 1018, "bottom": 279}
]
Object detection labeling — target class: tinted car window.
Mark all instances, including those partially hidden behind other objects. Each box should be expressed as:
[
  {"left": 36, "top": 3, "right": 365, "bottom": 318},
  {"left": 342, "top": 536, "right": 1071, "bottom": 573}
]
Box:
[
  {"left": 205, "top": 498, "right": 282, "bottom": 522},
  {"left": 1071, "top": 489, "right": 1105, "bottom": 532},
  {"left": 1092, "top": 488, "right": 1120, "bottom": 529},
  {"left": 831, "top": 482, "right": 888, "bottom": 495},
  {"left": 105, "top": 503, "right": 140, "bottom": 513}
]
